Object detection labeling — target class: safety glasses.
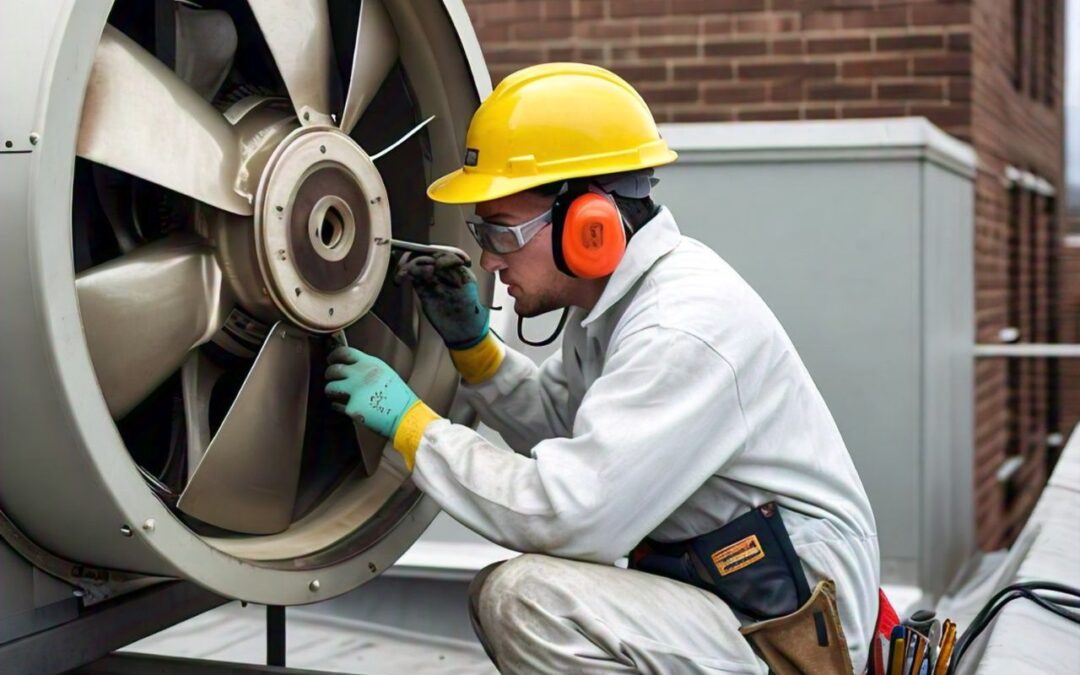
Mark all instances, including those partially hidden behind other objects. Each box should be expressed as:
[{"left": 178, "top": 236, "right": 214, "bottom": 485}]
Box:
[{"left": 465, "top": 208, "right": 552, "bottom": 254}]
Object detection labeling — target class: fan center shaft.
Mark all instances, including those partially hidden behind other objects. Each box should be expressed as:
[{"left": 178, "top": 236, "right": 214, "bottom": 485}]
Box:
[{"left": 253, "top": 126, "right": 391, "bottom": 333}]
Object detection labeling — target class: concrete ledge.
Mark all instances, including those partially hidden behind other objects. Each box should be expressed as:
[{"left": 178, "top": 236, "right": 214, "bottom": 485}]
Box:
[{"left": 974, "top": 424, "right": 1080, "bottom": 672}]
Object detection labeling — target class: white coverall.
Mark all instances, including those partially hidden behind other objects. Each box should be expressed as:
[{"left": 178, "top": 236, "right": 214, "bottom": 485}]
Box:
[{"left": 412, "top": 208, "right": 880, "bottom": 673}]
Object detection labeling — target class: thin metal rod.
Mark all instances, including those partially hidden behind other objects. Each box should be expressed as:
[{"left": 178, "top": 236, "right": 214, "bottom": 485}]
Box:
[
  {"left": 390, "top": 238, "right": 472, "bottom": 266},
  {"left": 371, "top": 115, "right": 435, "bottom": 161},
  {"left": 266, "top": 605, "right": 285, "bottom": 667},
  {"left": 974, "top": 344, "right": 1080, "bottom": 358}
]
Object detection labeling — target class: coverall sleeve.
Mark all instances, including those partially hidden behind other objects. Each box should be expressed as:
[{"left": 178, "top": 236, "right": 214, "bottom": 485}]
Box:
[
  {"left": 457, "top": 344, "right": 573, "bottom": 454},
  {"left": 412, "top": 326, "right": 750, "bottom": 563}
]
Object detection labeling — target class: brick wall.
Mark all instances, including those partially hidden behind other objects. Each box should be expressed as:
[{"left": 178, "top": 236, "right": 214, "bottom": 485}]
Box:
[
  {"left": 463, "top": 0, "right": 1066, "bottom": 550},
  {"left": 968, "top": 0, "right": 1065, "bottom": 549},
  {"left": 465, "top": 0, "right": 973, "bottom": 136}
]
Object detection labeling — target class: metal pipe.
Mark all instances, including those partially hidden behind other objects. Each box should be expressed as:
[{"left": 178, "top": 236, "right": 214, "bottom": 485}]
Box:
[
  {"left": 390, "top": 238, "right": 472, "bottom": 266},
  {"left": 974, "top": 344, "right": 1080, "bottom": 358}
]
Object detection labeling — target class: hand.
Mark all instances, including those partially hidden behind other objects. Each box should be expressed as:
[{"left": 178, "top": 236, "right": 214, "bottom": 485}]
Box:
[
  {"left": 395, "top": 251, "right": 489, "bottom": 349},
  {"left": 324, "top": 346, "right": 419, "bottom": 440}
]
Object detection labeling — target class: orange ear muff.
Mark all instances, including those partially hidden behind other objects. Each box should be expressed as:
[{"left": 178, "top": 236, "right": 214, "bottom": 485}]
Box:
[{"left": 553, "top": 192, "right": 626, "bottom": 279}]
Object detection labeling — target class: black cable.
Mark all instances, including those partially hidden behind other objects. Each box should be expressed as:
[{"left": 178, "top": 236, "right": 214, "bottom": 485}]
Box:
[
  {"left": 946, "top": 582, "right": 1080, "bottom": 674},
  {"left": 517, "top": 307, "right": 571, "bottom": 348}
]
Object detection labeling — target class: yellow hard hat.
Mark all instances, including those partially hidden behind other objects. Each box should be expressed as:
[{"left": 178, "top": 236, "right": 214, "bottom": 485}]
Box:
[{"left": 427, "top": 63, "right": 677, "bottom": 204}]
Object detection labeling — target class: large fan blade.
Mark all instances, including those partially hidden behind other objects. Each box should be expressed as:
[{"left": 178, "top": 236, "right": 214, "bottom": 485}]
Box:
[
  {"left": 344, "top": 312, "right": 414, "bottom": 474},
  {"left": 177, "top": 323, "right": 311, "bottom": 534},
  {"left": 181, "top": 350, "right": 225, "bottom": 483},
  {"left": 340, "top": 0, "right": 399, "bottom": 135},
  {"left": 174, "top": 5, "right": 237, "bottom": 101},
  {"left": 346, "top": 311, "right": 414, "bottom": 377},
  {"left": 76, "top": 234, "right": 227, "bottom": 418},
  {"left": 248, "top": 0, "right": 341, "bottom": 125},
  {"left": 78, "top": 25, "right": 251, "bottom": 215}
]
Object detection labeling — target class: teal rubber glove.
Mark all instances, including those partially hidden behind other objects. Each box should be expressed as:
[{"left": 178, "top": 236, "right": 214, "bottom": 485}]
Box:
[
  {"left": 395, "top": 251, "right": 489, "bottom": 349},
  {"left": 324, "top": 346, "right": 418, "bottom": 439}
]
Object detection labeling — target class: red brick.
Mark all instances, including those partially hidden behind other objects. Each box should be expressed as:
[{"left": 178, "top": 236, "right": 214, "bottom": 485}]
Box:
[
  {"left": 735, "top": 13, "right": 799, "bottom": 34},
  {"left": 910, "top": 103, "right": 971, "bottom": 129},
  {"left": 914, "top": 54, "right": 972, "bottom": 76},
  {"left": 948, "top": 76, "right": 972, "bottom": 102},
  {"left": 878, "top": 81, "right": 945, "bottom": 100},
  {"left": 739, "top": 60, "right": 837, "bottom": 79},
  {"left": 512, "top": 20, "right": 573, "bottom": 40},
  {"left": 610, "top": 0, "right": 670, "bottom": 18},
  {"left": 611, "top": 63, "right": 669, "bottom": 82},
  {"left": 876, "top": 34, "right": 945, "bottom": 52},
  {"left": 947, "top": 31, "right": 972, "bottom": 52},
  {"left": 808, "top": 36, "right": 872, "bottom": 54},
  {"left": 808, "top": 81, "right": 872, "bottom": 101},
  {"left": 770, "top": 81, "right": 805, "bottom": 102},
  {"left": 670, "top": 108, "right": 735, "bottom": 122},
  {"left": 804, "top": 106, "right": 839, "bottom": 119},
  {"left": 672, "top": 0, "right": 764, "bottom": 12},
  {"left": 842, "top": 8, "right": 908, "bottom": 29},
  {"left": 637, "top": 83, "right": 699, "bottom": 104},
  {"left": 737, "top": 107, "right": 801, "bottom": 121},
  {"left": 703, "top": 82, "right": 767, "bottom": 103},
  {"left": 704, "top": 39, "right": 769, "bottom": 57},
  {"left": 912, "top": 3, "right": 970, "bottom": 26},
  {"left": 839, "top": 103, "right": 906, "bottom": 118},
  {"left": 575, "top": 21, "right": 635, "bottom": 39},
  {"left": 639, "top": 42, "right": 699, "bottom": 58},
  {"left": 841, "top": 56, "right": 909, "bottom": 77},
  {"left": 771, "top": 38, "right": 803, "bottom": 55},
  {"left": 673, "top": 62, "right": 735, "bottom": 81}
]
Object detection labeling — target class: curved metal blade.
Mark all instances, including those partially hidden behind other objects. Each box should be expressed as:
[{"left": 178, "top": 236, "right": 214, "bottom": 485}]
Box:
[
  {"left": 248, "top": 0, "right": 341, "bottom": 125},
  {"left": 181, "top": 350, "right": 225, "bottom": 484},
  {"left": 174, "top": 5, "right": 237, "bottom": 101},
  {"left": 178, "top": 323, "right": 311, "bottom": 534},
  {"left": 75, "top": 234, "right": 227, "bottom": 418},
  {"left": 340, "top": 0, "right": 399, "bottom": 135},
  {"left": 343, "top": 312, "right": 414, "bottom": 475},
  {"left": 78, "top": 25, "right": 251, "bottom": 215}
]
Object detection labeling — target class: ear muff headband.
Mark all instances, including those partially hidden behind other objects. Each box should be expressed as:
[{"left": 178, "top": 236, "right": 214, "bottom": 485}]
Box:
[{"left": 551, "top": 183, "right": 627, "bottom": 279}]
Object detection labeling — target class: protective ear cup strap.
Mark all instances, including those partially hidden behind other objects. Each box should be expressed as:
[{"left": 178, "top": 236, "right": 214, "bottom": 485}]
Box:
[{"left": 558, "top": 192, "right": 627, "bottom": 279}]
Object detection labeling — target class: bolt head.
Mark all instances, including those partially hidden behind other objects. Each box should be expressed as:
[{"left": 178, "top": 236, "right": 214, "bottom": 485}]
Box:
[
  {"left": 142, "top": 518, "right": 156, "bottom": 532},
  {"left": 309, "top": 579, "right": 320, "bottom": 592},
  {"left": 120, "top": 525, "right": 133, "bottom": 537}
]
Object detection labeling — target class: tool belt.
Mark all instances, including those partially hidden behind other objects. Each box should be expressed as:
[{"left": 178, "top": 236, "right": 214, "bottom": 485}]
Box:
[{"left": 629, "top": 502, "right": 854, "bottom": 674}]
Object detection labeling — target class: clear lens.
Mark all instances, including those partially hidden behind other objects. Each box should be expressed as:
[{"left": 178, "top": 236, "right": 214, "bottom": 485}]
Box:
[{"left": 467, "top": 208, "right": 551, "bottom": 254}]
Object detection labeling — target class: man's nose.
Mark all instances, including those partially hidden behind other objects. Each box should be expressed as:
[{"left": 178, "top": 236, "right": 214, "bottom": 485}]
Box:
[{"left": 480, "top": 250, "right": 505, "bottom": 274}]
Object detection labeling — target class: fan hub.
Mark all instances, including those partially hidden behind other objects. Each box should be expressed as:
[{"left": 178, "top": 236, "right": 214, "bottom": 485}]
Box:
[{"left": 254, "top": 126, "right": 390, "bottom": 333}]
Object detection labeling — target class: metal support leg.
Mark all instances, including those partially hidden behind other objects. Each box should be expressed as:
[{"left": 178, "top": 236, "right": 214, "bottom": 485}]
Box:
[{"left": 267, "top": 605, "right": 285, "bottom": 667}]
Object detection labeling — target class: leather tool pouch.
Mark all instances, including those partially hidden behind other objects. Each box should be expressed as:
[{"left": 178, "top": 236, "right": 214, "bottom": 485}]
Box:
[
  {"left": 630, "top": 502, "right": 855, "bottom": 673},
  {"left": 739, "top": 579, "right": 854, "bottom": 675},
  {"left": 629, "top": 502, "right": 810, "bottom": 620}
]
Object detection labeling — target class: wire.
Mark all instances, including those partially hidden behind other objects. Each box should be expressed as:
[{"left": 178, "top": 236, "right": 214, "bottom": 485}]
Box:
[
  {"left": 946, "top": 582, "right": 1080, "bottom": 674},
  {"left": 517, "top": 307, "right": 570, "bottom": 347}
]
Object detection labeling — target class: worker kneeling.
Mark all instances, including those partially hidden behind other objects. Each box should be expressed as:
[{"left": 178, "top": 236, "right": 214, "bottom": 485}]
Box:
[{"left": 325, "top": 63, "right": 882, "bottom": 673}]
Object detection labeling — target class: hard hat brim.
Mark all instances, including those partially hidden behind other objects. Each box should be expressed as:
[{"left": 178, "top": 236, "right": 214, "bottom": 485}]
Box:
[{"left": 426, "top": 149, "right": 678, "bottom": 205}]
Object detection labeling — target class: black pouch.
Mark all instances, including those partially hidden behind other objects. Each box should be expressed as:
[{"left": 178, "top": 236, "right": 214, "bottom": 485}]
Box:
[{"left": 629, "top": 502, "right": 811, "bottom": 621}]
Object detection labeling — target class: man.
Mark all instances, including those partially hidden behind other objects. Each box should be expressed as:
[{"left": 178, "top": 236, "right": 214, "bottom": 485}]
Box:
[{"left": 325, "top": 63, "right": 880, "bottom": 673}]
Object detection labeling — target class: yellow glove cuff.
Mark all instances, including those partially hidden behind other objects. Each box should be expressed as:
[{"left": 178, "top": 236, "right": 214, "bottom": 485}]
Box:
[
  {"left": 449, "top": 332, "right": 505, "bottom": 384},
  {"left": 392, "top": 400, "right": 441, "bottom": 471}
]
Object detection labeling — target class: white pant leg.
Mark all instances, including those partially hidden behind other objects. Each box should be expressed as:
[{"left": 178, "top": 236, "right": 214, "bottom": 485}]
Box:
[{"left": 469, "top": 554, "right": 770, "bottom": 674}]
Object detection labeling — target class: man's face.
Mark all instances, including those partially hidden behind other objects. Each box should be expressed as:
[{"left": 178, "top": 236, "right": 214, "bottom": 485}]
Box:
[{"left": 476, "top": 190, "right": 575, "bottom": 318}]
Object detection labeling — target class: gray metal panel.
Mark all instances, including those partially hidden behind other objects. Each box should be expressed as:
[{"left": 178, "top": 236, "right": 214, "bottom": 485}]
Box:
[
  {"left": 653, "top": 158, "right": 924, "bottom": 579},
  {"left": 917, "top": 161, "right": 975, "bottom": 596}
]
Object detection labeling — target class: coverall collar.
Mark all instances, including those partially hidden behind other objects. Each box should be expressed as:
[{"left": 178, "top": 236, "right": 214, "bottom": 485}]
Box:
[{"left": 580, "top": 206, "right": 681, "bottom": 327}]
